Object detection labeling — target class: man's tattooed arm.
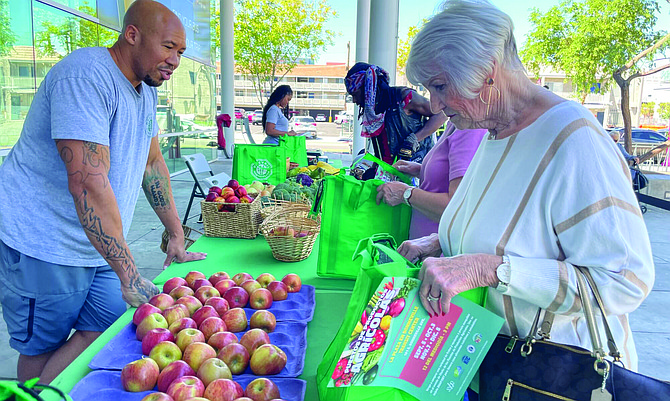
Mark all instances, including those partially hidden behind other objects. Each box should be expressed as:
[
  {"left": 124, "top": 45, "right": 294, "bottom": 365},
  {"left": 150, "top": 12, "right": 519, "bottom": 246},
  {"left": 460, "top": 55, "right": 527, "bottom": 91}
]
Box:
[{"left": 56, "top": 139, "right": 158, "bottom": 306}]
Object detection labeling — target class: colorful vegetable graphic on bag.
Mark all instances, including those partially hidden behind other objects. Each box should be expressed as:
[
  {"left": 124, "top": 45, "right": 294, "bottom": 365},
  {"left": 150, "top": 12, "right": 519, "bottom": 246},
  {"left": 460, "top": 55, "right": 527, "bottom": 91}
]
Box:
[
  {"left": 387, "top": 298, "right": 405, "bottom": 317},
  {"left": 332, "top": 357, "right": 348, "bottom": 380},
  {"left": 369, "top": 329, "right": 386, "bottom": 352}
]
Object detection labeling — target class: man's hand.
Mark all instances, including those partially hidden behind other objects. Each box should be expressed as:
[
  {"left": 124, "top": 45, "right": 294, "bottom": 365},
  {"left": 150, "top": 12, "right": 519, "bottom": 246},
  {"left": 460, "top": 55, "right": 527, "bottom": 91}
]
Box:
[
  {"left": 121, "top": 272, "right": 160, "bottom": 307},
  {"left": 163, "top": 234, "right": 207, "bottom": 270}
]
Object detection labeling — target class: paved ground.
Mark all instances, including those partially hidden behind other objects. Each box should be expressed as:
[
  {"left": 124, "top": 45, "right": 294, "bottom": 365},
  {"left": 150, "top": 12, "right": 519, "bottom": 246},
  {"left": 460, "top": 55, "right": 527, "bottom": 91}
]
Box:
[{"left": 1, "top": 153, "right": 669, "bottom": 385}]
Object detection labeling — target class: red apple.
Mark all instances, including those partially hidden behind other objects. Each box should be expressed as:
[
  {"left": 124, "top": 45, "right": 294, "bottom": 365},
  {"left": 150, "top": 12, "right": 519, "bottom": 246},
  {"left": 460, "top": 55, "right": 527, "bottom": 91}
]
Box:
[
  {"left": 196, "top": 357, "right": 232, "bottom": 387},
  {"left": 221, "top": 187, "right": 235, "bottom": 200},
  {"left": 221, "top": 308, "right": 247, "bottom": 333},
  {"left": 175, "top": 328, "right": 206, "bottom": 351},
  {"left": 205, "top": 192, "right": 219, "bottom": 202},
  {"left": 240, "top": 280, "right": 262, "bottom": 295},
  {"left": 137, "top": 313, "right": 169, "bottom": 341},
  {"left": 255, "top": 273, "right": 275, "bottom": 289},
  {"left": 195, "top": 286, "right": 221, "bottom": 304},
  {"left": 249, "top": 344, "right": 287, "bottom": 376},
  {"left": 185, "top": 271, "right": 207, "bottom": 288},
  {"left": 199, "top": 316, "right": 227, "bottom": 340},
  {"left": 266, "top": 281, "right": 288, "bottom": 301},
  {"left": 239, "top": 329, "right": 270, "bottom": 355},
  {"left": 163, "top": 277, "right": 188, "bottom": 295},
  {"left": 236, "top": 186, "right": 248, "bottom": 197},
  {"left": 204, "top": 297, "right": 230, "bottom": 317},
  {"left": 244, "top": 378, "right": 280, "bottom": 401},
  {"left": 209, "top": 186, "right": 222, "bottom": 196},
  {"left": 281, "top": 274, "right": 302, "bottom": 293},
  {"left": 163, "top": 304, "right": 190, "bottom": 326},
  {"left": 204, "top": 378, "right": 244, "bottom": 401},
  {"left": 170, "top": 285, "right": 195, "bottom": 300},
  {"left": 223, "top": 287, "right": 249, "bottom": 309},
  {"left": 140, "top": 392, "right": 174, "bottom": 401},
  {"left": 167, "top": 375, "right": 205, "bottom": 401},
  {"left": 227, "top": 179, "right": 240, "bottom": 190},
  {"left": 192, "top": 278, "right": 213, "bottom": 292},
  {"left": 214, "top": 279, "right": 236, "bottom": 294},
  {"left": 121, "top": 357, "right": 160, "bottom": 392},
  {"left": 249, "top": 288, "right": 273, "bottom": 310},
  {"left": 192, "top": 305, "right": 219, "bottom": 327},
  {"left": 150, "top": 293, "right": 175, "bottom": 311},
  {"left": 169, "top": 317, "right": 198, "bottom": 336},
  {"left": 208, "top": 272, "right": 230, "bottom": 286},
  {"left": 217, "top": 343, "right": 250, "bottom": 375},
  {"left": 134, "top": 303, "right": 162, "bottom": 326},
  {"left": 142, "top": 328, "right": 175, "bottom": 355},
  {"left": 183, "top": 342, "right": 217, "bottom": 372},
  {"left": 232, "top": 272, "right": 254, "bottom": 286},
  {"left": 149, "top": 340, "right": 182, "bottom": 371},
  {"left": 157, "top": 360, "right": 195, "bottom": 393},
  {"left": 207, "top": 331, "right": 238, "bottom": 352},
  {"left": 175, "top": 295, "right": 203, "bottom": 316},
  {"left": 249, "top": 310, "right": 276, "bottom": 333}
]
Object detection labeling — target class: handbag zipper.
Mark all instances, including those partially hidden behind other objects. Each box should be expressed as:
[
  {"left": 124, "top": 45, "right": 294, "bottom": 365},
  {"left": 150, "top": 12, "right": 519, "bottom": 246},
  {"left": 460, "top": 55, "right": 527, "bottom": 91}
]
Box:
[
  {"left": 500, "top": 336, "right": 592, "bottom": 356},
  {"left": 503, "top": 379, "right": 577, "bottom": 401}
]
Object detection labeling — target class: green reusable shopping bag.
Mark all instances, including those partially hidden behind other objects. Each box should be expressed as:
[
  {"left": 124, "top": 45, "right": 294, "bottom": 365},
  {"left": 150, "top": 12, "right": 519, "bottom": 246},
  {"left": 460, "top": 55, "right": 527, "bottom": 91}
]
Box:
[
  {"left": 232, "top": 144, "right": 287, "bottom": 185},
  {"left": 362, "top": 153, "right": 412, "bottom": 184},
  {"left": 315, "top": 174, "right": 412, "bottom": 279},
  {"left": 278, "top": 135, "right": 308, "bottom": 167},
  {"left": 316, "top": 235, "right": 487, "bottom": 401}
]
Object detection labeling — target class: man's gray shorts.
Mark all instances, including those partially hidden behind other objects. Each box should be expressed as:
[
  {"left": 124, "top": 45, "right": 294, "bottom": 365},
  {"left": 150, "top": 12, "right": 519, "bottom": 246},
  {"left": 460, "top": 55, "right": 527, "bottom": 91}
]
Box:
[{"left": 0, "top": 240, "right": 126, "bottom": 356}]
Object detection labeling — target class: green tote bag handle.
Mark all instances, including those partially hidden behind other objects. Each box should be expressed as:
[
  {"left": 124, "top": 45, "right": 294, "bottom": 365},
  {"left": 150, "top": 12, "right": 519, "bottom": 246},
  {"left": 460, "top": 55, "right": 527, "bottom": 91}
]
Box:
[{"left": 347, "top": 178, "right": 379, "bottom": 211}]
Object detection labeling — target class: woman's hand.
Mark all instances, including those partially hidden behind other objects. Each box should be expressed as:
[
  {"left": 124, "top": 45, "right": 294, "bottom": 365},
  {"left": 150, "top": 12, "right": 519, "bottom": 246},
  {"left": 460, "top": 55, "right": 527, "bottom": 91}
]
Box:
[
  {"left": 397, "top": 233, "right": 442, "bottom": 264},
  {"left": 288, "top": 130, "right": 298, "bottom": 136},
  {"left": 418, "top": 254, "right": 500, "bottom": 317},
  {"left": 392, "top": 160, "right": 421, "bottom": 177},
  {"left": 376, "top": 181, "right": 410, "bottom": 206}
]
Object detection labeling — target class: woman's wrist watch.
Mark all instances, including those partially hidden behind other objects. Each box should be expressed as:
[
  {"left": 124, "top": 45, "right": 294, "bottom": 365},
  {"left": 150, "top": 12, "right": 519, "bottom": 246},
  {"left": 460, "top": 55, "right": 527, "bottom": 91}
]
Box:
[
  {"left": 403, "top": 187, "right": 414, "bottom": 206},
  {"left": 495, "top": 255, "right": 511, "bottom": 292}
]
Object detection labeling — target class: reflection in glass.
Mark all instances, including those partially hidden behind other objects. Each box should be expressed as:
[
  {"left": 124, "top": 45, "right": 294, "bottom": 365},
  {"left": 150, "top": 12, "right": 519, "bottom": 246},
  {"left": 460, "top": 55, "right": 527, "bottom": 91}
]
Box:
[{"left": 46, "top": 0, "right": 97, "bottom": 18}]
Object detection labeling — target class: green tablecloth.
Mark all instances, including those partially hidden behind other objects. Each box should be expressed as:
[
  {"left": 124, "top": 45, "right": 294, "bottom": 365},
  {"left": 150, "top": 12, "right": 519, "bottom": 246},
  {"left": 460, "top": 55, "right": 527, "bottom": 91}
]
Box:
[{"left": 44, "top": 235, "right": 355, "bottom": 401}]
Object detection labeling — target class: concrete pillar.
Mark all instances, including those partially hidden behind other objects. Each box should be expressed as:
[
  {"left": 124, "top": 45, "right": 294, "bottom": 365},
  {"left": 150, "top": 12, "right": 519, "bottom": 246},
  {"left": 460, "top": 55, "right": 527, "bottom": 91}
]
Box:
[
  {"left": 219, "top": 0, "right": 235, "bottom": 158},
  {"left": 352, "top": 0, "right": 371, "bottom": 157},
  {"left": 369, "top": 0, "right": 399, "bottom": 85}
]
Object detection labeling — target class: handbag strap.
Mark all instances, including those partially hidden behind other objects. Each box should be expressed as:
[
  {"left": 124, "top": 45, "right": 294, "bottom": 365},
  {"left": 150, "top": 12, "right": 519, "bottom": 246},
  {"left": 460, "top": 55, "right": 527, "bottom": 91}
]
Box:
[{"left": 574, "top": 269, "right": 607, "bottom": 361}]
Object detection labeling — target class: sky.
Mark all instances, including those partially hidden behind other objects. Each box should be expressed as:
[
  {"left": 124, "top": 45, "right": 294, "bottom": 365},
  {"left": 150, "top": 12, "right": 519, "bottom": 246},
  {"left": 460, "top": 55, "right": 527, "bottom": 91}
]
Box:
[{"left": 316, "top": 0, "right": 670, "bottom": 64}]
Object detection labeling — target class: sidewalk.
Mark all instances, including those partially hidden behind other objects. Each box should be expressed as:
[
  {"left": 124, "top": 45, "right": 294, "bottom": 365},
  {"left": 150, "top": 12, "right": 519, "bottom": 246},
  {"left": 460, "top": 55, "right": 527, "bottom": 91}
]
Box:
[{"left": 1, "top": 155, "right": 669, "bottom": 383}]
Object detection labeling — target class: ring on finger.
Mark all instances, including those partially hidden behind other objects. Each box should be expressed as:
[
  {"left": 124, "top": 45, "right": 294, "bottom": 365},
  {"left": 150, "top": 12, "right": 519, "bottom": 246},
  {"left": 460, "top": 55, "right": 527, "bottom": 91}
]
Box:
[{"left": 426, "top": 293, "right": 441, "bottom": 302}]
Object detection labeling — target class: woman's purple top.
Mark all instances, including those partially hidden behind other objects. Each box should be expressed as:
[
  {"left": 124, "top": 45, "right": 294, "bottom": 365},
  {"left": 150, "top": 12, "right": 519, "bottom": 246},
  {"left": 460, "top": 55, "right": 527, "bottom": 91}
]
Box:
[{"left": 409, "top": 125, "right": 487, "bottom": 239}]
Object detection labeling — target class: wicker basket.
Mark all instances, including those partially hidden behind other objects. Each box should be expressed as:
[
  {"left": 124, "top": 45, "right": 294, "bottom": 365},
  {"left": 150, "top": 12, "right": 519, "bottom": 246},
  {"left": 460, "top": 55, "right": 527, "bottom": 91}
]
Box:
[
  {"left": 200, "top": 196, "right": 262, "bottom": 239},
  {"left": 160, "top": 225, "right": 203, "bottom": 253},
  {"left": 259, "top": 196, "right": 312, "bottom": 220},
  {"left": 260, "top": 208, "right": 321, "bottom": 262}
]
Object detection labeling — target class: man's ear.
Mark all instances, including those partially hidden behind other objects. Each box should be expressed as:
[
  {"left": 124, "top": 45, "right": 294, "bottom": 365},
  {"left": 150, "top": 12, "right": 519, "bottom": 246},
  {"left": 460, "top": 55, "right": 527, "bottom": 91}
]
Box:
[{"left": 124, "top": 24, "right": 140, "bottom": 46}]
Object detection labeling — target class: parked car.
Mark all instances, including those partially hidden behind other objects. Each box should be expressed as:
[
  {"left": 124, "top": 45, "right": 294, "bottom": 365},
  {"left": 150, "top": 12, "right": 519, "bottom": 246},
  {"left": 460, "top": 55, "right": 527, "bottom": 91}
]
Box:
[
  {"left": 234, "top": 108, "right": 245, "bottom": 119},
  {"left": 613, "top": 128, "right": 668, "bottom": 145},
  {"left": 335, "top": 112, "right": 352, "bottom": 125},
  {"left": 251, "top": 109, "right": 264, "bottom": 125},
  {"left": 656, "top": 128, "right": 668, "bottom": 137},
  {"left": 315, "top": 113, "right": 327, "bottom": 122},
  {"left": 289, "top": 116, "right": 317, "bottom": 139}
]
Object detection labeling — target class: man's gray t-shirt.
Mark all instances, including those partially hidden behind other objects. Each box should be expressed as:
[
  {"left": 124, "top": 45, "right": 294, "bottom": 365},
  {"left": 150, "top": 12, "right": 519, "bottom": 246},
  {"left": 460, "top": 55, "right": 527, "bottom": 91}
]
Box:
[{"left": 0, "top": 47, "right": 158, "bottom": 266}]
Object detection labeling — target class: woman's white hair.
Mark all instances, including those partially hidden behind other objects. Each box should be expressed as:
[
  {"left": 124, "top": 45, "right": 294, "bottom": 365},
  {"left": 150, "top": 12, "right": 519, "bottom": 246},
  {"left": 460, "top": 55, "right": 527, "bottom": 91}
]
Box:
[{"left": 406, "top": 0, "right": 525, "bottom": 99}]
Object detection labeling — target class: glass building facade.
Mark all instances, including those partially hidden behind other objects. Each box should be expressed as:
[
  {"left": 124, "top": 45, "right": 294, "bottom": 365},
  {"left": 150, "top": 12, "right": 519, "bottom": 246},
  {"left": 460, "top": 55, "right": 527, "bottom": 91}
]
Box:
[{"left": 0, "top": 0, "right": 218, "bottom": 172}]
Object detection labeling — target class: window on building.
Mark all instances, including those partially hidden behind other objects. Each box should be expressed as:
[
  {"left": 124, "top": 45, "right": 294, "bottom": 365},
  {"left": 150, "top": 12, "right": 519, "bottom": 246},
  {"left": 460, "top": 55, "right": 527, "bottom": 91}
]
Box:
[
  {"left": 308, "top": 93, "right": 315, "bottom": 98},
  {"left": 297, "top": 91, "right": 308, "bottom": 98},
  {"left": 235, "top": 90, "right": 244, "bottom": 96},
  {"left": 297, "top": 77, "right": 309, "bottom": 83}
]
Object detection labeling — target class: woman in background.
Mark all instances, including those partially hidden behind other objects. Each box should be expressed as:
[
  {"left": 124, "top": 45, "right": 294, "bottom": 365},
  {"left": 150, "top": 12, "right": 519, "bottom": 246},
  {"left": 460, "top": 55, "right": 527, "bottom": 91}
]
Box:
[{"left": 262, "top": 85, "right": 297, "bottom": 144}]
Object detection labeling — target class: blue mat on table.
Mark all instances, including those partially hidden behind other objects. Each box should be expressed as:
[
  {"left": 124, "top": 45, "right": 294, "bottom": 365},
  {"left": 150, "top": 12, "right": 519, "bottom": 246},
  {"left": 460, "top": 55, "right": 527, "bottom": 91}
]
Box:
[
  {"left": 70, "top": 370, "right": 306, "bottom": 401},
  {"left": 242, "top": 284, "right": 315, "bottom": 322},
  {"left": 89, "top": 321, "right": 307, "bottom": 377}
]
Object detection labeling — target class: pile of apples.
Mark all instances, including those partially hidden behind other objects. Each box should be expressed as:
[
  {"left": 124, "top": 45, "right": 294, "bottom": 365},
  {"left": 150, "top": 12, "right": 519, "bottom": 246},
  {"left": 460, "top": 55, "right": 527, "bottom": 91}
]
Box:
[
  {"left": 267, "top": 226, "right": 315, "bottom": 239},
  {"left": 204, "top": 180, "right": 273, "bottom": 212},
  {"left": 122, "top": 270, "right": 303, "bottom": 401}
]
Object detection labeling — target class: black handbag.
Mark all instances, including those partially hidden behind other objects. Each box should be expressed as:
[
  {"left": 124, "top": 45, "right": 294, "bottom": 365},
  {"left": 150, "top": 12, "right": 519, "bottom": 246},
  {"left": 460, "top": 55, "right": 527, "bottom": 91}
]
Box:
[
  {"left": 631, "top": 165, "right": 648, "bottom": 191},
  {"left": 479, "top": 266, "right": 670, "bottom": 401}
]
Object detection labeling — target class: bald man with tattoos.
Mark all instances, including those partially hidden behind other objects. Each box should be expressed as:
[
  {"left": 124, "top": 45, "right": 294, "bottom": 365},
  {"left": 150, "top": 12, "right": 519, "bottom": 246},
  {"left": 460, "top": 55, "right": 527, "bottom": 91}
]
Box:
[{"left": 0, "top": 0, "right": 206, "bottom": 383}]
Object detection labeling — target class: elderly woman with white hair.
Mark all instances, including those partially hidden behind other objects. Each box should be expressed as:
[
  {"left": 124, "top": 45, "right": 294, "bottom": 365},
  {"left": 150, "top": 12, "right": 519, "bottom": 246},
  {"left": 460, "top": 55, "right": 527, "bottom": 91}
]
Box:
[{"left": 398, "top": 0, "right": 654, "bottom": 395}]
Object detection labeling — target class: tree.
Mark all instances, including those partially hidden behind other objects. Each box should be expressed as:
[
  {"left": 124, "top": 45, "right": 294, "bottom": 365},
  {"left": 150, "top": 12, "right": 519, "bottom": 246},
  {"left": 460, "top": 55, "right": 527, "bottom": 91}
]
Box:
[
  {"left": 522, "top": 0, "right": 670, "bottom": 152},
  {"left": 0, "top": 0, "right": 17, "bottom": 57},
  {"left": 397, "top": 20, "right": 426, "bottom": 75},
  {"left": 641, "top": 101, "right": 656, "bottom": 123},
  {"left": 211, "top": 0, "right": 336, "bottom": 108},
  {"left": 659, "top": 102, "right": 670, "bottom": 121}
]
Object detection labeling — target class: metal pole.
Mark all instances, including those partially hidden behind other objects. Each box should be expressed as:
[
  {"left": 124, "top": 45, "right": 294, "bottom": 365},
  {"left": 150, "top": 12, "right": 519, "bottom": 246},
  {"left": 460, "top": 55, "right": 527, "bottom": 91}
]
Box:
[
  {"left": 369, "top": 0, "right": 399, "bottom": 85},
  {"left": 352, "top": 0, "right": 371, "bottom": 157},
  {"left": 220, "top": 0, "right": 235, "bottom": 158}
]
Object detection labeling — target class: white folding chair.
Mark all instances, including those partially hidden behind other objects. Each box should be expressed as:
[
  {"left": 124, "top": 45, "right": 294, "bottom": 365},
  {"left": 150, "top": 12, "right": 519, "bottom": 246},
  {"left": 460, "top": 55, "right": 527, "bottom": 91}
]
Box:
[
  {"left": 182, "top": 153, "right": 216, "bottom": 224},
  {"left": 204, "top": 172, "right": 232, "bottom": 190}
]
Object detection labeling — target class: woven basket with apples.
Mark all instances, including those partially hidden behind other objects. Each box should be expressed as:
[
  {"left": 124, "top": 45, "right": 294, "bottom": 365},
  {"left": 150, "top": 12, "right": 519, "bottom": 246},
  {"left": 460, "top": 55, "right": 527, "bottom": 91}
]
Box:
[
  {"left": 201, "top": 179, "right": 262, "bottom": 239},
  {"left": 260, "top": 208, "right": 321, "bottom": 262}
]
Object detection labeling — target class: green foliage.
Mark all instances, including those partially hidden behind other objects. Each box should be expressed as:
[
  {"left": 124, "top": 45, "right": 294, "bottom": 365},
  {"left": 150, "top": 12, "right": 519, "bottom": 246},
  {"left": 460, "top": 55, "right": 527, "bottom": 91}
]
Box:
[
  {"left": 211, "top": 0, "right": 337, "bottom": 108},
  {"left": 658, "top": 102, "right": 670, "bottom": 120},
  {"left": 522, "top": 0, "right": 665, "bottom": 101},
  {"left": 34, "top": 3, "right": 118, "bottom": 59},
  {"left": 397, "top": 20, "right": 427, "bottom": 75},
  {"left": 0, "top": 0, "right": 17, "bottom": 56},
  {"left": 641, "top": 102, "right": 656, "bottom": 118}
]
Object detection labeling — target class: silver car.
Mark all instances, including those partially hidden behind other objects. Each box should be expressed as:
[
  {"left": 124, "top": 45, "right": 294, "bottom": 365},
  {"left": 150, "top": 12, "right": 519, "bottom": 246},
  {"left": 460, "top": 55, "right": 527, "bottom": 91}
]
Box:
[
  {"left": 289, "top": 116, "right": 317, "bottom": 139},
  {"left": 251, "top": 109, "right": 263, "bottom": 125}
]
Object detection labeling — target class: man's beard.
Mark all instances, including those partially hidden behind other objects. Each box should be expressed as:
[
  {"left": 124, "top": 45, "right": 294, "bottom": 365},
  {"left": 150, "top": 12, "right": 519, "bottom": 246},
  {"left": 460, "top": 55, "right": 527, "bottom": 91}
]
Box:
[{"left": 143, "top": 74, "right": 163, "bottom": 87}]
